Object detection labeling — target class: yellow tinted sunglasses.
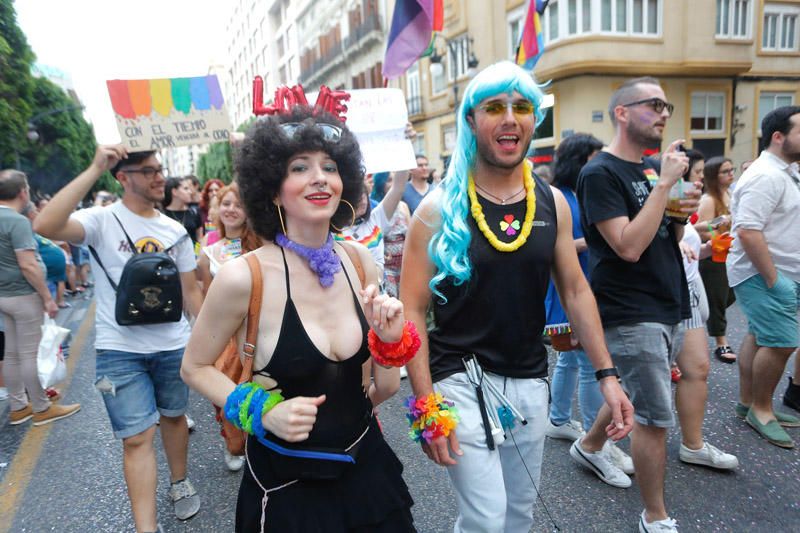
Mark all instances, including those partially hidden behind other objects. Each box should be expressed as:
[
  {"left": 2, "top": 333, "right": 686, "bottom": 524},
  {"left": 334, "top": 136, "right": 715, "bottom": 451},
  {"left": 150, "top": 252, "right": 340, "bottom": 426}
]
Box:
[{"left": 477, "top": 101, "right": 536, "bottom": 116}]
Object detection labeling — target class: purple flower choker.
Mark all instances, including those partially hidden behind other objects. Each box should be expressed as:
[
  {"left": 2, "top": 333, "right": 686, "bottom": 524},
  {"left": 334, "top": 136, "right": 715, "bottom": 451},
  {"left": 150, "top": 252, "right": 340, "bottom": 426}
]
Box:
[{"left": 275, "top": 233, "right": 341, "bottom": 287}]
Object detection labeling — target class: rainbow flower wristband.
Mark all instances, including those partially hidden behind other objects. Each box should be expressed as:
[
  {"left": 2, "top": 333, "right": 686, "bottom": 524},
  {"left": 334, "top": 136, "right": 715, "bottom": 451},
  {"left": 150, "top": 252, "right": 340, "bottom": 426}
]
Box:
[{"left": 405, "top": 392, "right": 460, "bottom": 444}]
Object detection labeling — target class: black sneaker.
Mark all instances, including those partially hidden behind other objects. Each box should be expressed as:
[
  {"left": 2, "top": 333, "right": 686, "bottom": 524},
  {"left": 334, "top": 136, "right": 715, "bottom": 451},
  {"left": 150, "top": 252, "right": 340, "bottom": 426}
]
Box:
[{"left": 784, "top": 377, "right": 800, "bottom": 412}]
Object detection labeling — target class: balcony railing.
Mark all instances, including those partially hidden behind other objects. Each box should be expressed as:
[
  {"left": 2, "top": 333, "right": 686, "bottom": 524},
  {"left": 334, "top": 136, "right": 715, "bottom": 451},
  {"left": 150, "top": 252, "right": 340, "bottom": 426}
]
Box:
[
  {"left": 299, "top": 13, "right": 383, "bottom": 86},
  {"left": 343, "top": 13, "right": 382, "bottom": 51}
]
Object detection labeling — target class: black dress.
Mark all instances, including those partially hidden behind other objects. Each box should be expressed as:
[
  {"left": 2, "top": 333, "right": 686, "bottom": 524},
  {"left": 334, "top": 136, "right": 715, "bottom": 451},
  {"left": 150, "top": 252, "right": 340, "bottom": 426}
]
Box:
[{"left": 235, "top": 248, "right": 415, "bottom": 532}]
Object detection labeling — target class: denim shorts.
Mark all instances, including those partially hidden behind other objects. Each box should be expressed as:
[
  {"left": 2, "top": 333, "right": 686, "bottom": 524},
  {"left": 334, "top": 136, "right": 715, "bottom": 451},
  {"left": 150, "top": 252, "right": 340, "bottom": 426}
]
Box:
[
  {"left": 734, "top": 273, "right": 799, "bottom": 348},
  {"left": 605, "top": 322, "right": 685, "bottom": 428},
  {"left": 95, "top": 348, "right": 189, "bottom": 439}
]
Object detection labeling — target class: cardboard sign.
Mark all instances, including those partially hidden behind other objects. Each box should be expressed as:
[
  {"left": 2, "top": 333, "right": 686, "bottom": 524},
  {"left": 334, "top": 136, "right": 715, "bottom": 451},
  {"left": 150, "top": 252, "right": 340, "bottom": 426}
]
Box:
[
  {"left": 107, "top": 75, "right": 233, "bottom": 152},
  {"left": 307, "top": 88, "right": 417, "bottom": 175}
]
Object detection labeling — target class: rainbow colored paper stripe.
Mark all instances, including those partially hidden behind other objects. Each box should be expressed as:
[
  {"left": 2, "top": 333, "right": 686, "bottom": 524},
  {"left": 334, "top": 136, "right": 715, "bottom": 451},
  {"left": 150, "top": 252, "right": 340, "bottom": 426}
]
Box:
[
  {"left": 107, "top": 75, "right": 224, "bottom": 119},
  {"left": 543, "top": 322, "right": 572, "bottom": 336}
]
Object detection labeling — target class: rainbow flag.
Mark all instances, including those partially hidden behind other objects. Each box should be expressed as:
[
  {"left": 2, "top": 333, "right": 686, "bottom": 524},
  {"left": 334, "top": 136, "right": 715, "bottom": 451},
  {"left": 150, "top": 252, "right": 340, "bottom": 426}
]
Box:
[
  {"left": 516, "top": 0, "right": 549, "bottom": 71},
  {"left": 382, "top": 0, "right": 443, "bottom": 80},
  {"left": 334, "top": 226, "right": 383, "bottom": 250}
]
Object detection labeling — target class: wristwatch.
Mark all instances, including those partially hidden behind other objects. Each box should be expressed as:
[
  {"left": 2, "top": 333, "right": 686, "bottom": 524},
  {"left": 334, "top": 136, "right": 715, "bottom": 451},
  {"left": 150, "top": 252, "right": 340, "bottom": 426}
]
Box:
[{"left": 595, "top": 367, "right": 620, "bottom": 381}]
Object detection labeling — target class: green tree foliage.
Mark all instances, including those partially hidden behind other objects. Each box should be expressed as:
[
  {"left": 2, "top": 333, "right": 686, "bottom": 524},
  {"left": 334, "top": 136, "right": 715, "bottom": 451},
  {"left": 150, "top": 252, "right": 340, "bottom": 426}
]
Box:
[
  {"left": 0, "top": 0, "right": 35, "bottom": 168},
  {"left": 196, "top": 117, "right": 255, "bottom": 184},
  {"left": 22, "top": 76, "right": 99, "bottom": 196},
  {"left": 196, "top": 141, "right": 233, "bottom": 183},
  {"left": 0, "top": 0, "right": 111, "bottom": 199}
]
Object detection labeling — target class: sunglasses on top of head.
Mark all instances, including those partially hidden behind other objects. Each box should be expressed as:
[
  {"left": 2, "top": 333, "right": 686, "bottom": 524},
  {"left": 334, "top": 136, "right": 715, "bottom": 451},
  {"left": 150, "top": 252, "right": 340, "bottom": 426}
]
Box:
[
  {"left": 620, "top": 97, "right": 675, "bottom": 117},
  {"left": 476, "top": 100, "right": 536, "bottom": 117},
  {"left": 279, "top": 122, "right": 342, "bottom": 142}
]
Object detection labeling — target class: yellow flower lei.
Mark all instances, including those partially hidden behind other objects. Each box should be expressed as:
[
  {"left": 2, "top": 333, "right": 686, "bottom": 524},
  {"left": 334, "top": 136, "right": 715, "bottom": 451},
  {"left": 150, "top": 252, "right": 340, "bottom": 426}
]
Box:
[{"left": 468, "top": 160, "right": 536, "bottom": 252}]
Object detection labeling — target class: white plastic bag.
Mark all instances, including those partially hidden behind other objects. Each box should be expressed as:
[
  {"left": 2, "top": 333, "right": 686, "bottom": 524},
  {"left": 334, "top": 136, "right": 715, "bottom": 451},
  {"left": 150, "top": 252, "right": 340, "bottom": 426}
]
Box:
[{"left": 37, "top": 314, "right": 70, "bottom": 389}]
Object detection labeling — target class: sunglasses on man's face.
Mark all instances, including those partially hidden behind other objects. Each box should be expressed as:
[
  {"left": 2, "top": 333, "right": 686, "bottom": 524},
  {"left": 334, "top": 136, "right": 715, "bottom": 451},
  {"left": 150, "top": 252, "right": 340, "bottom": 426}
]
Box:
[
  {"left": 477, "top": 100, "right": 536, "bottom": 117},
  {"left": 621, "top": 97, "right": 675, "bottom": 117},
  {"left": 279, "top": 122, "right": 342, "bottom": 142}
]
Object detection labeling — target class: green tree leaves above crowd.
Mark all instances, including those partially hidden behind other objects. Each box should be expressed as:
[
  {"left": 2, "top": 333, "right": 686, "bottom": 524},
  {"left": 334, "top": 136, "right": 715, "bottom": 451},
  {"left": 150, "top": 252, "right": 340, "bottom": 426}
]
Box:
[
  {"left": 0, "top": 0, "right": 35, "bottom": 170},
  {"left": 0, "top": 0, "right": 111, "bottom": 198},
  {"left": 196, "top": 141, "right": 233, "bottom": 183},
  {"left": 196, "top": 118, "right": 254, "bottom": 184}
]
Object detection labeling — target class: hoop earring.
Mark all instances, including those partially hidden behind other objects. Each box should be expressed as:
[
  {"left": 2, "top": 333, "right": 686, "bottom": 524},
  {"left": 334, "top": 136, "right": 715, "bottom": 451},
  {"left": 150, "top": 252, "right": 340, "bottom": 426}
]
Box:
[
  {"left": 276, "top": 204, "right": 287, "bottom": 235},
  {"left": 330, "top": 199, "right": 357, "bottom": 233}
]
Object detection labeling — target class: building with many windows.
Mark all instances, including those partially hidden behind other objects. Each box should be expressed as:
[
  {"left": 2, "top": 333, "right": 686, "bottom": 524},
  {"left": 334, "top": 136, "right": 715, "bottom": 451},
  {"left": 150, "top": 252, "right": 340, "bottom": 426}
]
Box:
[
  {"left": 296, "top": 0, "right": 388, "bottom": 92},
  {"left": 161, "top": 145, "right": 208, "bottom": 178},
  {"left": 399, "top": 0, "right": 799, "bottom": 173},
  {"left": 224, "top": 0, "right": 301, "bottom": 129}
]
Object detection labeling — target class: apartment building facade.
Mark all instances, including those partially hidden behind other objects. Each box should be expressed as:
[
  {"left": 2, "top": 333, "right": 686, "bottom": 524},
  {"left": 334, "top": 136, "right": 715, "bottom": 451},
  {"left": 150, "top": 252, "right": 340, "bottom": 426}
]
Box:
[
  {"left": 400, "top": 0, "right": 800, "bottom": 172},
  {"left": 296, "top": 0, "right": 389, "bottom": 92},
  {"left": 224, "top": 0, "right": 301, "bottom": 129}
]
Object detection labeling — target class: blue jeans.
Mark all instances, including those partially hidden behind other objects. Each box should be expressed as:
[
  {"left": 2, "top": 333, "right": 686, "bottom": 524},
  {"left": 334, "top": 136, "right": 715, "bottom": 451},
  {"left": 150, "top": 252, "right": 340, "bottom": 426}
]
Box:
[
  {"left": 548, "top": 349, "right": 603, "bottom": 430},
  {"left": 94, "top": 348, "right": 188, "bottom": 439}
]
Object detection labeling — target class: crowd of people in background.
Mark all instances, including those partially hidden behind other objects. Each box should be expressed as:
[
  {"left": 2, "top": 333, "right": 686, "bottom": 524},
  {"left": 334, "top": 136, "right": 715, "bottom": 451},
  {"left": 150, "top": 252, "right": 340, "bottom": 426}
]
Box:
[{"left": 1, "top": 61, "right": 799, "bottom": 533}]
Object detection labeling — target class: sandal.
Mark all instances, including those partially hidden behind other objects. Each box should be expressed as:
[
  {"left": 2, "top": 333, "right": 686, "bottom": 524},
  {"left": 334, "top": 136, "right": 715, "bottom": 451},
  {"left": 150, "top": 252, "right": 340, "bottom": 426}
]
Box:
[{"left": 714, "top": 345, "right": 737, "bottom": 364}]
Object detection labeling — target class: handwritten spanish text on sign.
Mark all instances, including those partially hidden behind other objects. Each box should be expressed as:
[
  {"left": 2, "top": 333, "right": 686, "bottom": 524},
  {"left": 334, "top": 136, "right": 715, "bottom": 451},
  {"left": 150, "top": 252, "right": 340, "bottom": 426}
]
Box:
[
  {"left": 106, "top": 75, "right": 233, "bottom": 152},
  {"left": 308, "top": 88, "right": 417, "bottom": 174}
]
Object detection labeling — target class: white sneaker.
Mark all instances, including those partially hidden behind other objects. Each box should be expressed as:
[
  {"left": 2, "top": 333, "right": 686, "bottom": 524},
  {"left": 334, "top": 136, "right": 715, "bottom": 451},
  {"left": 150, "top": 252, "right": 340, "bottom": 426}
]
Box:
[
  {"left": 570, "top": 438, "right": 631, "bottom": 488},
  {"left": 679, "top": 441, "right": 739, "bottom": 470},
  {"left": 399, "top": 366, "right": 408, "bottom": 379},
  {"left": 185, "top": 414, "right": 196, "bottom": 432},
  {"left": 0, "top": 387, "right": 8, "bottom": 401},
  {"left": 604, "top": 440, "right": 635, "bottom": 475},
  {"left": 224, "top": 450, "right": 245, "bottom": 472},
  {"left": 546, "top": 419, "right": 585, "bottom": 440},
  {"left": 639, "top": 510, "right": 678, "bottom": 532}
]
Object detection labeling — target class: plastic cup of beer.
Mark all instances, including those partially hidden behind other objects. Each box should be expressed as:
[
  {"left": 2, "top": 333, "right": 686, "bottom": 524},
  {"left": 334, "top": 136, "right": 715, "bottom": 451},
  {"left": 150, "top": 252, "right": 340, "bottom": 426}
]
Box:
[{"left": 666, "top": 180, "right": 692, "bottom": 219}]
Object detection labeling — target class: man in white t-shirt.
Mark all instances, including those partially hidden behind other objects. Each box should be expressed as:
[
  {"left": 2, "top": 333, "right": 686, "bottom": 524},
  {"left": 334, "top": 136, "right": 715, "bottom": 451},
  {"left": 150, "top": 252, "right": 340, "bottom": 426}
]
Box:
[
  {"left": 35, "top": 145, "right": 204, "bottom": 533},
  {"left": 726, "top": 105, "right": 800, "bottom": 449}
]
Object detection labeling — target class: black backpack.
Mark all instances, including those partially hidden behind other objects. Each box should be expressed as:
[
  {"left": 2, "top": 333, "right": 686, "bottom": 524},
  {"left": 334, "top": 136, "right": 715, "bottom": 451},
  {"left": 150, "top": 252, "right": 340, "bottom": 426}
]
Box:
[{"left": 89, "top": 213, "right": 189, "bottom": 326}]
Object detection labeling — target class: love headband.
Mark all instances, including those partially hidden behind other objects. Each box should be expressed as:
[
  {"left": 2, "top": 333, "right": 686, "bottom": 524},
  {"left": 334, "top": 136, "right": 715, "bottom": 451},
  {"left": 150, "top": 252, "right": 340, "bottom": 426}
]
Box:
[{"left": 252, "top": 76, "right": 350, "bottom": 122}]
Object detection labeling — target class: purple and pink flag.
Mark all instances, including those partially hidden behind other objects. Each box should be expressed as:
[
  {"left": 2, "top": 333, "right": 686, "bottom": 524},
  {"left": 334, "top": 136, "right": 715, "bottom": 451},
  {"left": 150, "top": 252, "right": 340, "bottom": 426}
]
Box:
[
  {"left": 382, "top": 0, "right": 443, "bottom": 80},
  {"left": 516, "top": 0, "right": 549, "bottom": 71}
]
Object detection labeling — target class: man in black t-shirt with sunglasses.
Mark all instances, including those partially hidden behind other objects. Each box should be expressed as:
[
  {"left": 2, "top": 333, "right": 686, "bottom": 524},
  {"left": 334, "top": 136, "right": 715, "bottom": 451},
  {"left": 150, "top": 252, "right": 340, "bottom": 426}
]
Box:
[{"left": 576, "top": 77, "right": 699, "bottom": 533}]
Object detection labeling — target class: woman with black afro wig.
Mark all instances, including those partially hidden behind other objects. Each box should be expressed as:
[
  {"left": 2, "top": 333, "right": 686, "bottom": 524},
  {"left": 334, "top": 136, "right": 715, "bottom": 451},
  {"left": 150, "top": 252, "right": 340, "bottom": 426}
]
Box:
[
  {"left": 181, "top": 104, "right": 416, "bottom": 532},
  {"left": 236, "top": 107, "right": 366, "bottom": 241}
]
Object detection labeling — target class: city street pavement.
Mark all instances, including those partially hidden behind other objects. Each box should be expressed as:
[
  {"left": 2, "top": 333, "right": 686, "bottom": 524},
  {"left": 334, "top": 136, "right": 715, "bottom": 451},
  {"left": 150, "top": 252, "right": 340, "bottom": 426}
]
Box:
[{"left": 1, "top": 294, "right": 799, "bottom": 532}]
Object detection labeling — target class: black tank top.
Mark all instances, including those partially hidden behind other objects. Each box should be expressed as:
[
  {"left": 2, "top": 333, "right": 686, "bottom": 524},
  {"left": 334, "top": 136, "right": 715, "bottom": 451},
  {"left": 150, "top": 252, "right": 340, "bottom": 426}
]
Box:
[
  {"left": 253, "top": 248, "right": 373, "bottom": 448},
  {"left": 428, "top": 175, "right": 557, "bottom": 383}
]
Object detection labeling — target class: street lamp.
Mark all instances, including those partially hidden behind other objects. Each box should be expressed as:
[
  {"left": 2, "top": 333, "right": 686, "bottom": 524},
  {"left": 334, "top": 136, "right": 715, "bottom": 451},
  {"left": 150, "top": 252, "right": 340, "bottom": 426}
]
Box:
[
  {"left": 6, "top": 104, "right": 84, "bottom": 170},
  {"left": 25, "top": 104, "right": 86, "bottom": 143},
  {"left": 429, "top": 34, "right": 479, "bottom": 110}
]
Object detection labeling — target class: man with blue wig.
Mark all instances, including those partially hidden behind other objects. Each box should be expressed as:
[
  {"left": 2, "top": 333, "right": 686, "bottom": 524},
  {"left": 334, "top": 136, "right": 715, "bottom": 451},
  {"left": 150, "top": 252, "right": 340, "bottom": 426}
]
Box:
[{"left": 400, "top": 61, "right": 634, "bottom": 532}]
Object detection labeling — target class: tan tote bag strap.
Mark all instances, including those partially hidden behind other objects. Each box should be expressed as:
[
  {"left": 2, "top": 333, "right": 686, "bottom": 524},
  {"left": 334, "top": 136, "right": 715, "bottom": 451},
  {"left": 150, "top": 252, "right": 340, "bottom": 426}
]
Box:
[
  {"left": 238, "top": 253, "right": 264, "bottom": 383},
  {"left": 340, "top": 242, "right": 366, "bottom": 288}
]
